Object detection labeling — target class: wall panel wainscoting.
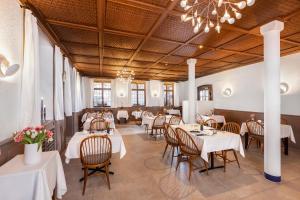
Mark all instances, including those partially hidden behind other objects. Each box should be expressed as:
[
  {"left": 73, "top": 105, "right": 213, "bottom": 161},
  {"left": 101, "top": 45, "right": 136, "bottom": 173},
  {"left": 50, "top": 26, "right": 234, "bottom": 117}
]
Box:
[{"left": 214, "top": 109, "right": 300, "bottom": 149}]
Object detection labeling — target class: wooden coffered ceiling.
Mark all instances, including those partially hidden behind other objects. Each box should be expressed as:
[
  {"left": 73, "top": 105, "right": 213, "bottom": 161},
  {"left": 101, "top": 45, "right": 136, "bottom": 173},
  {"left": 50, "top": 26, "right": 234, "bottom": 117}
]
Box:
[{"left": 20, "top": 0, "right": 300, "bottom": 81}]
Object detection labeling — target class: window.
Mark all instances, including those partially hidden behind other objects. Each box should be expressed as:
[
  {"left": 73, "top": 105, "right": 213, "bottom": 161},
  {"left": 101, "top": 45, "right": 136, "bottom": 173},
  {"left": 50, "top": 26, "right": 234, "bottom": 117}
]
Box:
[
  {"left": 197, "top": 84, "right": 213, "bottom": 101},
  {"left": 93, "top": 81, "right": 111, "bottom": 107},
  {"left": 164, "top": 83, "right": 174, "bottom": 107},
  {"left": 131, "top": 82, "right": 145, "bottom": 106}
]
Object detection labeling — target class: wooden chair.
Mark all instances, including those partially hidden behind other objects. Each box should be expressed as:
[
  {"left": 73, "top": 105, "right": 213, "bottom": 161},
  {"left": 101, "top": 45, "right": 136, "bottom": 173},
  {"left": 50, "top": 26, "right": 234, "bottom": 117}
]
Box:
[
  {"left": 102, "top": 111, "right": 113, "bottom": 119},
  {"left": 196, "top": 114, "right": 204, "bottom": 125},
  {"left": 90, "top": 118, "right": 107, "bottom": 133},
  {"left": 175, "top": 127, "right": 208, "bottom": 180},
  {"left": 246, "top": 120, "right": 264, "bottom": 151},
  {"left": 151, "top": 115, "right": 166, "bottom": 138},
  {"left": 169, "top": 115, "right": 181, "bottom": 125},
  {"left": 162, "top": 124, "right": 179, "bottom": 165},
  {"left": 204, "top": 119, "right": 218, "bottom": 129},
  {"left": 80, "top": 135, "right": 112, "bottom": 195},
  {"left": 219, "top": 122, "right": 241, "bottom": 172}
]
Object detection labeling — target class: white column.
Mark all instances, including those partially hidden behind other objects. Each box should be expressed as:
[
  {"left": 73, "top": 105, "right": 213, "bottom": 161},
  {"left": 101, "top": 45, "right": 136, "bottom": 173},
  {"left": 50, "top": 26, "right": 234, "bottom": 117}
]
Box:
[
  {"left": 187, "top": 58, "right": 197, "bottom": 123},
  {"left": 260, "top": 20, "right": 284, "bottom": 182}
]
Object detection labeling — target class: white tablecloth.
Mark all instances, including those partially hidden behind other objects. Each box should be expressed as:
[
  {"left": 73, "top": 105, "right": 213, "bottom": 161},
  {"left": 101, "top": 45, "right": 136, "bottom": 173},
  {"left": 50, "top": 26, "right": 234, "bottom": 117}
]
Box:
[
  {"left": 0, "top": 151, "right": 67, "bottom": 200},
  {"left": 240, "top": 123, "right": 296, "bottom": 143},
  {"left": 132, "top": 110, "right": 143, "bottom": 119},
  {"left": 171, "top": 124, "right": 245, "bottom": 162},
  {"left": 83, "top": 117, "right": 115, "bottom": 131},
  {"left": 167, "top": 109, "right": 181, "bottom": 115},
  {"left": 117, "top": 110, "right": 129, "bottom": 120},
  {"left": 201, "top": 115, "right": 226, "bottom": 124},
  {"left": 142, "top": 115, "right": 173, "bottom": 129},
  {"left": 65, "top": 129, "right": 126, "bottom": 164}
]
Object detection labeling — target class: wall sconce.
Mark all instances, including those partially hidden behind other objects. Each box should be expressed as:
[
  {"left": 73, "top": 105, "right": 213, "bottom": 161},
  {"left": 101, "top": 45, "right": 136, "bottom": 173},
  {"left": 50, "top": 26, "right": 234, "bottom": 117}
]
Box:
[
  {"left": 280, "top": 82, "right": 289, "bottom": 94},
  {"left": 223, "top": 88, "right": 232, "bottom": 97},
  {"left": 153, "top": 93, "right": 158, "bottom": 97},
  {"left": 119, "top": 92, "right": 125, "bottom": 97},
  {"left": 0, "top": 54, "right": 20, "bottom": 77}
]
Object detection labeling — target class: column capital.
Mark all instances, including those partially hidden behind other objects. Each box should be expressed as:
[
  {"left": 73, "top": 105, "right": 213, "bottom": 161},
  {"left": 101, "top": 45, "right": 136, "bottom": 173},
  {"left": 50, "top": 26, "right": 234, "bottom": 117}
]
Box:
[
  {"left": 260, "top": 20, "right": 284, "bottom": 35},
  {"left": 187, "top": 58, "right": 197, "bottom": 66}
]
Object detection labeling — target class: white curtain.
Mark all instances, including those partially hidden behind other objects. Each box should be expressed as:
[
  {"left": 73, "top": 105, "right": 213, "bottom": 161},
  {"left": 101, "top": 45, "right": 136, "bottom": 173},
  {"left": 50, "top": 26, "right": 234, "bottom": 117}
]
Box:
[
  {"left": 81, "top": 76, "right": 86, "bottom": 109},
  {"left": 82, "top": 77, "right": 93, "bottom": 108},
  {"left": 54, "top": 46, "right": 64, "bottom": 120},
  {"left": 19, "top": 10, "right": 40, "bottom": 129},
  {"left": 72, "top": 68, "right": 83, "bottom": 112},
  {"left": 63, "top": 58, "right": 72, "bottom": 116},
  {"left": 111, "top": 79, "right": 117, "bottom": 108}
]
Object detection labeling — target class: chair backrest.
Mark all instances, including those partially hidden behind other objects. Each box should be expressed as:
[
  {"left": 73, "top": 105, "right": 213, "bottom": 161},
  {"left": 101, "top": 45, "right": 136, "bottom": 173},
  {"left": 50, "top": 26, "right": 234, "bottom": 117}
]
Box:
[
  {"left": 80, "top": 135, "right": 112, "bottom": 166},
  {"left": 204, "top": 119, "right": 218, "bottom": 129},
  {"left": 90, "top": 117, "right": 107, "bottom": 133},
  {"left": 103, "top": 111, "right": 113, "bottom": 119},
  {"left": 169, "top": 116, "right": 181, "bottom": 125},
  {"left": 153, "top": 115, "right": 166, "bottom": 127},
  {"left": 196, "top": 114, "right": 204, "bottom": 124},
  {"left": 175, "top": 127, "right": 200, "bottom": 155},
  {"left": 221, "top": 122, "right": 240, "bottom": 134},
  {"left": 164, "top": 124, "right": 179, "bottom": 145},
  {"left": 246, "top": 120, "right": 264, "bottom": 136},
  {"left": 82, "top": 112, "right": 90, "bottom": 122}
]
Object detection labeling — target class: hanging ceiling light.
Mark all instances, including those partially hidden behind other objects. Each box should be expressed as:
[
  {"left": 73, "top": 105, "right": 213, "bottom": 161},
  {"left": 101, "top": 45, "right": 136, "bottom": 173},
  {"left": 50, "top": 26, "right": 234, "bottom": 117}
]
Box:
[
  {"left": 116, "top": 67, "right": 135, "bottom": 82},
  {"left": 179, "top": 0, "right": 255, "bottom": 34}
]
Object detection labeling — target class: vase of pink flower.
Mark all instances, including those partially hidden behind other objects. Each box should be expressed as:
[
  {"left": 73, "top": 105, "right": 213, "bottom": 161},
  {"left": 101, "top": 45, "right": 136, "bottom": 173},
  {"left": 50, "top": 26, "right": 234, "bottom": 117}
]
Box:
[{"left": 13, "top": 126, "right": 54, "bottom": 165}]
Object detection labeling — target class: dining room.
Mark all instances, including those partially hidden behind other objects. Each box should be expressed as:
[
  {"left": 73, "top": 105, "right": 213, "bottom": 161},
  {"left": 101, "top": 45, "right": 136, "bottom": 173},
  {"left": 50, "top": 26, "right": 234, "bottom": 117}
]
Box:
[{"left": 0, "top": 0, "right": 300, "bottom": 200}]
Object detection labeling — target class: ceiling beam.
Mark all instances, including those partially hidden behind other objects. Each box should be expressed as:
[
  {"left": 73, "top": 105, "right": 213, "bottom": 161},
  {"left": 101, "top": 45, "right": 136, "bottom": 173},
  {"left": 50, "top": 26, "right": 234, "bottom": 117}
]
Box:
[
  {"left": 47, "top": 19, "right": 98, "bottom": 32},
  {"left": 97, "top": 0, "right": 106, "bottom": 76},
  {"left": 125, "top": 0, "right": 180, "bottom": 66}
]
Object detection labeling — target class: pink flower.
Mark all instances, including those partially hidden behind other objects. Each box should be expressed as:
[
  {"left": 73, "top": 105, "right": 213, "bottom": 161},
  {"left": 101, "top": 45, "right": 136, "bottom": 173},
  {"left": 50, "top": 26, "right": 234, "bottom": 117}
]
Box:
[
  {"left": 23, "top": 127, "right": 33, "bottom": 132},
  {"left": 13, "top": 131, "right": 24, "bottom": 143},
  {"left": 35, "top": 125, "right": 44, "bottom": 132},
  {"left": 46, "top": 130, "right": 53, "bottom": 139}
]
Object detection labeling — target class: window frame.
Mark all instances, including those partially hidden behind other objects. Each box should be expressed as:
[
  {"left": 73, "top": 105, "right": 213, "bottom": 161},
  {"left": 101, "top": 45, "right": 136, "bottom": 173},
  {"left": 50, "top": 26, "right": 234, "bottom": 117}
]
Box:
[
  {"left": 131, "top": 81, "right": 146, "bottom": 107},
  {"left": 164, "top": 82, "right": 174, "bottom": 107},
  {"left": 93, "top": 80, "right": 112, "bottom": 107},
  {"left": 197, "top": 84, "right": 213, "bottom": 101}
]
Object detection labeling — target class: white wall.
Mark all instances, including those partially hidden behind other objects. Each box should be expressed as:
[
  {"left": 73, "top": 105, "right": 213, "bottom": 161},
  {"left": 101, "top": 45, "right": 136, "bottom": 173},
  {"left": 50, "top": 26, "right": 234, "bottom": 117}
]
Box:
[
  {"left": 178, "top": 53, "right": 300, "bottom": 116},
  {"left": 0, "top": 0, "right": 23, "bottom": 142},
  {"left": 39, "top": 29, "right": 54, "bottom": 120}
]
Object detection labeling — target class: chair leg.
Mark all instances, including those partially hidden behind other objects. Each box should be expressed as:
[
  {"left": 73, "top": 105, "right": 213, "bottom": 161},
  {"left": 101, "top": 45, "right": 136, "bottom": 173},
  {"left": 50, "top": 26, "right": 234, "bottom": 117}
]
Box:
[
  {"left": 248, "top": 137, "right": 253, "bottom": 149},
  {"left": 105, "top": 164, "right": 111, "bottom": 190},
  {"left": 162, "top": 143, "right": 168, "bottom": 158},
  {"left": 188, "top": 158, "right": 192, "bottom": 180},
  {"left": 203, "top": 159, "right": 208, "bottom": 175},
  {"left": 82, "top": 167, "right": 88, "bottom": 195},
  {"left": 176, "top": 154, "right": 181, "bottom": 171},
  {"left": 223, "top": 151, "right": 227, "bottom": 172},
  {"left": 232, "top": 150, "right": 240, "bottom": 168},
  {"left": 171, "top": 146, "right": 175, "bottom": 166}
]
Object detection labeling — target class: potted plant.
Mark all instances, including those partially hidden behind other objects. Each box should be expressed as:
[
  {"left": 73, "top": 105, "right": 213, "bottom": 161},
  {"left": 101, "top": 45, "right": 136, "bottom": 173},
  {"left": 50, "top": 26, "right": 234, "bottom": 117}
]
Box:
[{"left": 13, "top": 126, "right": 54, "bottom": 165}]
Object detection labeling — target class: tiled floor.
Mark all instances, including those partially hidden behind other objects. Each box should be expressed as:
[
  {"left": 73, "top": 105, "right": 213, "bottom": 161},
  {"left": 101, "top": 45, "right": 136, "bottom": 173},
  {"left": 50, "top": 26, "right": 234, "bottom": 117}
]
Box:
[{"left": 62, "top": 125, "right": 300, "bottom": 200}]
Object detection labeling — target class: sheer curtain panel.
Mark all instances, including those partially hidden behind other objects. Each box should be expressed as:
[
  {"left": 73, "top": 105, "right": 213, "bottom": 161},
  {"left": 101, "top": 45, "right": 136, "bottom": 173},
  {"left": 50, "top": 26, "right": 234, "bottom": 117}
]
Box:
[
  {"left": 54, "top": 45, "right": 64, "bottom": 120},
  {"left": 64, "top": 58, "right": 72, "bottom": 116},
  {"left": 19, "top": 10, "right": 40, "bottom": 129}
]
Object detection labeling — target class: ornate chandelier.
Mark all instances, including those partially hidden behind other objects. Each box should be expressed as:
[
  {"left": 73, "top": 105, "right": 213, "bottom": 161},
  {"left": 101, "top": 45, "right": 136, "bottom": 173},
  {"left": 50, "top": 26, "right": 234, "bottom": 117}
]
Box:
[
  {"left": 116, "top": 67, "right": 135, "bottom": 82},
  {"left": 180, "top": 0, "right": 256, "bottom": 34}
]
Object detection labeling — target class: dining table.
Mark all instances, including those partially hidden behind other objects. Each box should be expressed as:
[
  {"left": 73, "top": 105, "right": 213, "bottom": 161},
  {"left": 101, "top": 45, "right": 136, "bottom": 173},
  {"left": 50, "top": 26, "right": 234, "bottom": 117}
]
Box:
[
  {"left": 65, "top": 129, "right": 126, "bottom": 164},
  {"left": 117, "top": 110, "right": 129, "bottom": 120},
  {"left": 142, "top": 115, "right": 175, "bottom": 129},
  {"left": 201, "top": 114, "right": 226, "bottom": 124},
  {"left": 82, "top": 116, "right": 115, "bottom": 131},
  {"left": 166, "top": 109, "right": 181, "bottom": 115},
  {"left": 171, "top": 124, "right": 245, "bottom": 172},
  {"left": 132, "top": 110, "right": 143, "bottom": 119},
  {"left": 0, "top": 151, "right": 67, "bottom": 200},
  {"left": 240, "top": 122, "right": 296, "bottom": 155}
]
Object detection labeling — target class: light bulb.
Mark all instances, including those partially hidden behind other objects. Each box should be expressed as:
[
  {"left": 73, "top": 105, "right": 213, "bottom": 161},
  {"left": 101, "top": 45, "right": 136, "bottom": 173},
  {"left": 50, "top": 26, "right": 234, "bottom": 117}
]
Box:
[
  {"left": 228, "top": 18, "right": 235, "bottom": 24},
  {"left": 247, "top": 0, "right": 255, "bottom": 6},
  {"left": 181, "top": 14, "right": 187, "bottom": 21},
  {"left": 212, "top": 8, "right": 217, "bottom": 15},
  {"left": 235, "top": 12, "right": 242, "bottom": 19},
  {"left": 194, "top": 10, "right": 198, "bottom": 17},
  {"left": 220, "top": 17, "right": 225, "bottom": 23},
  {"left": 209, "top": 21, "right": 214, "bottom": 27},
  {"left": 180, "top": 0, "right": 187, "bottom": 8},
  {"left": 197, "top": 17, "right": 202, "bottom": 23},
  {"left": 215, "top": 24, "right": 221, "bottom": 33},
  {"left": 236, "top": 1, "right": 246, "bottom": 9},
  {"left": 192, "top": 18, "right": 195, "bottom": 26},
  {"left": 193, "top": 25, "right": 199, "bottom": 33},
  {"left": 223, "top": 10, "right": 230, "bottom": 20},
  {"left": 184, "top": 16, "right": 192, "bottom": 22},
  {"left": 218, "top": 0, "right": 223, "bottom": 7},
  {"left": 204, "top": 24, "right": 210, "bottom": 33}
]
